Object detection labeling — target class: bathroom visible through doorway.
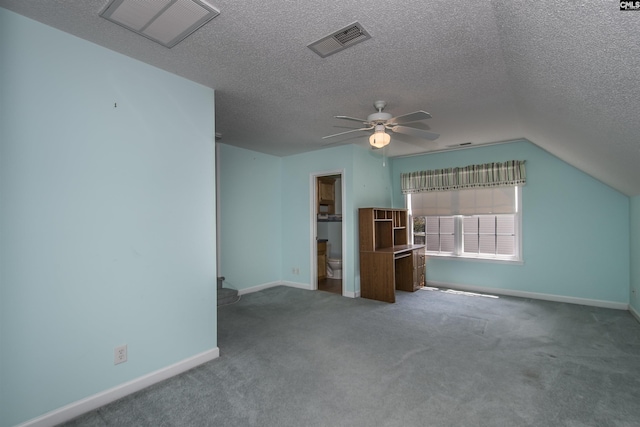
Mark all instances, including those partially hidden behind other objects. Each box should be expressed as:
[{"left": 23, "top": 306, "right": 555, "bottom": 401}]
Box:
[{"left": 313, "top": 171, "right": 344, "bottom": 296}]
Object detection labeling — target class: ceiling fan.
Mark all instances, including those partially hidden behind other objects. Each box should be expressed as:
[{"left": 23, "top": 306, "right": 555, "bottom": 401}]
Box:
[{"left": 323, "top": 100, "right": 439, "bottom": 148}]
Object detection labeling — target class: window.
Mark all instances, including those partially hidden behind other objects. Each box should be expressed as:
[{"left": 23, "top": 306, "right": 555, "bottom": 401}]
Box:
[
  {"left": 402, "top": 160, "right": 525, "bottom": 262},
  {"left": 464, "top": 215, "right": 515, "bottom": 256},
  {"left": 407, "top": 187, "right": 522, "bottom": 262},
  {"left": 412, "top": 214, "right": 518, "bottom": 259},
  {"left": 421, "top": 216, "right": 455, "bottom": 254}
]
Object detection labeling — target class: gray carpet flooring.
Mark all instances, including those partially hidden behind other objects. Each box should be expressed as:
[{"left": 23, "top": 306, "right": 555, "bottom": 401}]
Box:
[{"left": 62, "top": 285, "right": 640, "bottom": 427}]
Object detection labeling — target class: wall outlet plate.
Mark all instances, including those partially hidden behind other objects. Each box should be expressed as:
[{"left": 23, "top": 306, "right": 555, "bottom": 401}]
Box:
[{"left": 114, "top": 344, "right": 127, "bottom": 365}]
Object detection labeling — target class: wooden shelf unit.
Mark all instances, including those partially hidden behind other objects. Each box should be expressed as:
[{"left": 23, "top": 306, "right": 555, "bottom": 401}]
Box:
[
  {"left": 317, "top": 177, "right": 336, "bottom": 214},
  {"left": 317, "top": 240, "right": 327, "bottom": 280},
  {"left": 359, "top": 208, "right": 425, "bottom": 303}
]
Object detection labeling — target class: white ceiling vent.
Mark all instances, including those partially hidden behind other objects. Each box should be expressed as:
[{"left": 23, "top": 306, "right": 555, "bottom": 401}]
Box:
[
  {"left": 100, "top": 0, "right": 220, "bottom": 48},
  {"left": 308, "top": 22, "right": 371, "bottom": 58}
]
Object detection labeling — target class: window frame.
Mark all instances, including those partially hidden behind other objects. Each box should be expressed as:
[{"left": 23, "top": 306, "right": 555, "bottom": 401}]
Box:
[{"left": 407, "top": 187, "right": 523, "bottom": 264}]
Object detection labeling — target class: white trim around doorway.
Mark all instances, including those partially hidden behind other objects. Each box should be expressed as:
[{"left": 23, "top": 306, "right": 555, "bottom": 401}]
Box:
[{"left": 310, "top": 169, "right": 346, "bottom": 296}]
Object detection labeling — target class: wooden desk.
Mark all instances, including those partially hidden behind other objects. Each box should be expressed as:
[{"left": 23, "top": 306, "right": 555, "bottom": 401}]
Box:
[
  {"left": 359, "top": 208, "right": 426, "bottom": 303},
  {"left": 359, "top": 244, "right": 425, "bottom": 303}
]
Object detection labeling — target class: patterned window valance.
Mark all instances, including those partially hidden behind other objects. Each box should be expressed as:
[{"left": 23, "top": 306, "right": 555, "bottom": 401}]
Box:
[{"left": 401, "top": 160, "right": 526, "bottom": 194}]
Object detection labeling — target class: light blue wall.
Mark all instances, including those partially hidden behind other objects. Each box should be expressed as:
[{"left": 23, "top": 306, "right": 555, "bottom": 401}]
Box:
[
  {"left": 391, "top": 140, "right": 630, "bottom": 304},
  {"left": 282, "top": 145, "right": 391, "bottom": 294},
  {"left": 280, "top": 145, "right": 354, "bottom": 292},
  {"left": 217, "top": 142, "right": 395, "bottom": 296},
  {"left": 353, "top": 149, "right": 394, "bottom": 208},
  {"left": 216, "top": 144, "right": 282, "bottom": 290},
  {"left": 630, "top": 196, "right": 640, "bottom": 313},
  {"left": 0, "top": 8, "right": 217, "bottom": 427},
  {"left": 278, "top": 145, "right": 391, "bottom": 295}
]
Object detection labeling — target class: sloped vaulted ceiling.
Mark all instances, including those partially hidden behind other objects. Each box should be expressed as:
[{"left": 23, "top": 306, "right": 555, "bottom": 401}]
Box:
[
  {"left": 492, "top": 0, "right": 640, "bottom": 196},
  {"left": 2, "top": 0, "right": 640, "bottom": 195}
]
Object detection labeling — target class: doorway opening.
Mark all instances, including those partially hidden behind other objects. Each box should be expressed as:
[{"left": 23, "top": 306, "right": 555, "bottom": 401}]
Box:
[{"left": 312, "top": 171, "right": 345, "bottom": 295}]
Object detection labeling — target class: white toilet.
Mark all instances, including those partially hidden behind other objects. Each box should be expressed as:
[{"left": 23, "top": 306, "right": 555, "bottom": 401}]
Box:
[
  {"left": 326, "top": 243, "right": 342, "bottom": 279},
  {"left": 327, "top": 257, "right": 342, "bottom": 279}
]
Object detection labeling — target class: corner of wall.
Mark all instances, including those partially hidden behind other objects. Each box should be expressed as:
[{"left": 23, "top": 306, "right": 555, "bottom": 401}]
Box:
[{"left": 629, "top": 195, "right": 640, "bottom": 314}]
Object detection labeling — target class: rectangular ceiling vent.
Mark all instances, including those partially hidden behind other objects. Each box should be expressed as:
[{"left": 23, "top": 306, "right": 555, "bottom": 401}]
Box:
[
  {"left": 100, "top": 0, "right": 220, "bottom": 48},
  {"left": 308, "top": 22, "right": 371, "bottom": 58}
]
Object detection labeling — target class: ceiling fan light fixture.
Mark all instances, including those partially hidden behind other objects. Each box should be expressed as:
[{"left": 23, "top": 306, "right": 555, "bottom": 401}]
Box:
[{"left": 369, "top": 128, "right": 390, "bottom": 149}]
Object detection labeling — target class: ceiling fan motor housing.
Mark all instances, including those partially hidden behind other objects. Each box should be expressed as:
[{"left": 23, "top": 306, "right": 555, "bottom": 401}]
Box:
[{"left": 368, "top": 112, "right": 392, "bottom": 123}]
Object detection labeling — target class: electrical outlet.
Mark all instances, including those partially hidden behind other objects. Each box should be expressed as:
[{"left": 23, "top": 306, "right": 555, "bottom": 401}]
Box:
[{"left": 114, "top": 344, "right": 127, "bottom": 365}]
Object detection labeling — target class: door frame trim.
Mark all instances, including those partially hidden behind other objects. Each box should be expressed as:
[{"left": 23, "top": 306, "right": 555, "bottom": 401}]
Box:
[{"left": 310, "top": 169, "right": 346, "bottom": 295}]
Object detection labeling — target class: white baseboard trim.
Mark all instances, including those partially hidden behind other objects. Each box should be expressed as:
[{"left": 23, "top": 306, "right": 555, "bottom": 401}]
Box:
[
  {"left": 237, "top": 281, "right": 313, "bottom": 295},
  {"left": 17, "top": 348, "right": 219, "bottom": 427},
  {"left": 427, "top": 281, "right": 629, "bottom": 311},
  {"left": 281, "top": 281, "right": 314, "bottom": 291},
  {"left": 234, "top": 280, "right": 357, "bottom": 298},
  {"left": 630, "top": 305, "right": 640, "bottom": 323},
  {"left": 236, "top": 281, "right": 282, "bottom": 295}
]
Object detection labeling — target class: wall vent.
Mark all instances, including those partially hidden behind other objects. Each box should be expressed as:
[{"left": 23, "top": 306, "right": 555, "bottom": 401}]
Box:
[
  {"left": 308, "top": 22, "right": 371, "bottom": 58},
  {"left": 100, "top": 0, "right": 220, "bottom": 48}
]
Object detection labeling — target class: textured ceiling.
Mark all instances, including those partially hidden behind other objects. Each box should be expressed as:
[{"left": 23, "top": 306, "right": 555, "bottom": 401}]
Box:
[{"left": 2, "top": 0, "right": 640, "bottom": 195}]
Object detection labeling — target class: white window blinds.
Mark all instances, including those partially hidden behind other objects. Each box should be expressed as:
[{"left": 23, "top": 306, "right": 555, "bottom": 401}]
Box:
[
  {"left": 402, "top": 160, "right": 525, "bottom": 216},
  {"left": 409, "top": 186, "right": 519, "bottom": 216}
]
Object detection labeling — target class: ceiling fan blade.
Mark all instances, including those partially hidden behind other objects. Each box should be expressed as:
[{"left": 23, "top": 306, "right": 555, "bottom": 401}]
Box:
[
  {"left": 393, "top": 121, "right": 431, "bottom": 130},
  {"left": 322, "top": 126, "right": 373, "bottom": 139},
  {"left": 391, "top": 125, "right": 440, "bottom": 141},
  {"left": 334, "top": 115, "right": 369, "bottom": 124},
  {"left": 388, "top": 111, "right": 432, "bottom": 125}
]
